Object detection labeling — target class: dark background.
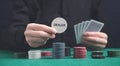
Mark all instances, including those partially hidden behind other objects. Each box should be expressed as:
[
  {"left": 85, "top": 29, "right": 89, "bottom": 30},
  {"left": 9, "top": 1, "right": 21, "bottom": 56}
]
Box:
[
  {"left": 100, "top": 0, "right": 120, "bottom": 47},
  {"left": 0, "top": 0, "right": 120, "bottom": 48},
  {"left": 0, "top": 0, "right": 14, "bottom": 29}
]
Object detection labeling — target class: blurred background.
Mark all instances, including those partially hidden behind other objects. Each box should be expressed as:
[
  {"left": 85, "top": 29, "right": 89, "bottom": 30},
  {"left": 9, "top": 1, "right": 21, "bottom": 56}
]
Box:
[
  {"left": 0, "top": 0, "right": 120, "bottom": 48},
  {"left": 99, "top": 0, "right": 120, "bottom": 48},
  {"left": 0, "top": 0, "right": 14, "bottom": 29}
]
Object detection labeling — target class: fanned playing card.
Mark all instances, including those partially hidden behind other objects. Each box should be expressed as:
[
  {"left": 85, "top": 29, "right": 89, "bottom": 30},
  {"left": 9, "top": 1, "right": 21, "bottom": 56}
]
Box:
[
  {"left": 74, "top": 19, "right": 104, "bottom": 44},
  {"left": 85, "top": 19, "right": 104, "bottom": 32}
]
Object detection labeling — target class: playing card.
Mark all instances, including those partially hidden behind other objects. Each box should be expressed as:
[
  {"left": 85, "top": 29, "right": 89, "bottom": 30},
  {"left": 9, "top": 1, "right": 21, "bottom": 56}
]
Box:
[
  {"left": 74, "top": 24, "right": 78, "bottom": 44},
  {"left": 83, "top": 21, "right": 91, "bottom": 32},
  {"left": 78, "top": 23, "right": 83, "bottom": 44},
  {"left": 85, "top": 19, "right": 104, "bottom": 32},
  {"left": 74, "top": 19, "right": 104, "bottom": 44}
]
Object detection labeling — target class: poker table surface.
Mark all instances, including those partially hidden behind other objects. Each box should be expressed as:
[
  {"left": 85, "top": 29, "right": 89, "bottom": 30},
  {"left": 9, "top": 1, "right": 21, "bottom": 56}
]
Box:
[{"left": 0, "top": 48, "right": 120, "bottom": 66}]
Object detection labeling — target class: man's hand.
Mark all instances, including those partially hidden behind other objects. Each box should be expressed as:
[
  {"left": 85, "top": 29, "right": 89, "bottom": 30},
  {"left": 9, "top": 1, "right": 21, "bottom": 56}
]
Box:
[
  {"left": 81, "top": 32, "right": 108, "bottom": 50},
  {"left": 24, "top": 23, "right": 57, "bottom": 47}
]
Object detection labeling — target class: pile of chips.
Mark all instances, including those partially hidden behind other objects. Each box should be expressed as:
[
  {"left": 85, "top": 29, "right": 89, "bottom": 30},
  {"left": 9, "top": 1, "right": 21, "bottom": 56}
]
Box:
[
  {"left": 91, "top": 50, "right": 120, "bottom": 59},
  {"left": 28, "top": 50, "right": 41, "bottom": 59},
  {"left": 91, "top": 51, "right": 104, "bottom": 59},
  {"left": 14, "top": 52, "right": 28, "bottom": 58},
  {"left": 65, "top": 47, "right": 71, "bottom": 56},
  {"left": 14, "top": 45, "right": 88, "bottom": 59},
  {"left": 52, "top": 42, "right": 65, "bottom": 59},
  {"left": 14, "top": 48, "right": 120, "bottom": 60},
  {"left": 107, "top": 50, "right": 120, "bottom": 57},
  {"left": 41, "top": 51, "right": 52, "bottom": 56},
  {"left": 74, "top": 46, "right": 87, "bottom": 58}
]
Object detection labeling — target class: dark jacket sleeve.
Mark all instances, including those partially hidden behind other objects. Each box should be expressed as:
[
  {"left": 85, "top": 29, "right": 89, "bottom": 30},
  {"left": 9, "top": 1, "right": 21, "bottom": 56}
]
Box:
[{"left": 0, "top": 0, "right": 39, "bottom": 51}]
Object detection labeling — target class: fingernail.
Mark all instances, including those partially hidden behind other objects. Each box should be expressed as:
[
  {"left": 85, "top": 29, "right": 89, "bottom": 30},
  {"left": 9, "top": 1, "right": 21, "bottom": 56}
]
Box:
[
  {"left": 51, "top": 34, "right": 56, "bottom": 39},
  {"left": 83, "top": 32, "right": 88, "bottom": 36},
  {"left": 83, "top": 32, "right": 87, "bottom": 35},
  {"left": 52, "top": 28, "right": 57, "bottom": 33}
]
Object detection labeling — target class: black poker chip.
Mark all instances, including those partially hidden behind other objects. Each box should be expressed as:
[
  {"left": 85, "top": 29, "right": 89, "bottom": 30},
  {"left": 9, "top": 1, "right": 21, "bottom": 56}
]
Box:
[
  {"left": 14, "top": 52, "right": 28, "bottom": 58},
  {"left": 65, "top": 47, "right": 71, "bottom": 56},
  {"left": 107, "top": 50, "right": 120, "bottom": 57},
  {"left": 91, "top": 51, "right": 105, "bottom": 59},
  {"left": 92, "top": 51, "right": 103, "bottom": 55},
  {"left": 92, "top": 55, "right": 105, "bottom": 59}
]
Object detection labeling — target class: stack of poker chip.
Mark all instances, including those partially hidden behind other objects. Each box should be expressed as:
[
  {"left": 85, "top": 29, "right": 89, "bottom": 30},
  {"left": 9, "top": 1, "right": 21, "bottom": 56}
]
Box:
[
  {"left": 107, "top": 50, "right": 120, "bottom": 57},
  {"left": 52, "top": 42, "right": 65, "bottom": 59},
  {"left": 91, "top": 51, "right": 104, "bottom": 59},
  {"left": 74, "top": 46, "right": 87, "bottom": 58},
  {"left": 41, "top": 51, "right": 52, "bottom": 56},
  {"left": 28, "top": 50, "right": 41, "bottom": 59},
  {"left": 14, "top": 52, "right": 28, "bottom": 58},
  {"left": 65, "top": 47, "right": 71, "bottom": 56}
]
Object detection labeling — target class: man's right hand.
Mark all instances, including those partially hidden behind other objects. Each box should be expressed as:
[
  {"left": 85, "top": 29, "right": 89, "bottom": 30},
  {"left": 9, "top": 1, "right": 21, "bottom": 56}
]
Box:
[{"left": 24, "top": 23, "right": 57, "bottom": 47}]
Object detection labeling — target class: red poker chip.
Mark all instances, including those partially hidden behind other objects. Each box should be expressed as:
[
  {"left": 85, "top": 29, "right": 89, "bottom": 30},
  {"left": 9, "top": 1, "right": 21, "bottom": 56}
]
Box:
[
  {"left": 74, "top": 57, "right": 86, "bottom": 58},
  {"left": 74, "top": 53, "right": 86, "bottom": 55},
  {"left": 41, "top": 51, "right": 52, "bottom": 56},
  {"left": 74, "top": 54, "right": 86, "bottom": 58},
  {"left": 73, "top": 46, "right": 87, "bottom": 58},
  {"left": 74, "top": 47, "right": 86, "bottom": 50},
  {"left": 75, "top": 53, "right": 86, "bottom": 55},
  {"left": 74, "top": 55, "right": 86, "bottom": 58},
  {"left": 74, "top": 51, "right": 86, "bottom": 54},
  {"left": 74, "top": 50, "right": 86, "bottom": 52},
  {"left": 74, "top": 56, "right": 86, "bottom": 58},
  {"left": 74, "top": 55, "right": 86, "bottom": 57},
  {"left": 74, "top": 50, "right": 86, "bottom": 51},
  {"left": 74, "top": 54, "right": 86, "bottom": 55},
  {"left": 74, "top": 51, "right": 87, "bottom": 53},
  {"left": 75, "top": 54, "right": 86, "bottom": 56},
  {"left": 74, "top": 53, "right": 86, "bottom": 54}
]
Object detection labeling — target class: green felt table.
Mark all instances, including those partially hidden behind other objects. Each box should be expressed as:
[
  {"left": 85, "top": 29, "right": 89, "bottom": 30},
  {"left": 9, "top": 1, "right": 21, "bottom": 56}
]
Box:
[{"left": 0, "top": 48, "right": 120, "bottom": 66}]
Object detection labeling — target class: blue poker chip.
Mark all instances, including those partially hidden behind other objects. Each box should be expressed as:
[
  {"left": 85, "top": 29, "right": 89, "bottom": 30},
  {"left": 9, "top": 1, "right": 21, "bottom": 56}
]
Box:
[{"left": 52, "top": 42, "right": 65, "bottom": 59}]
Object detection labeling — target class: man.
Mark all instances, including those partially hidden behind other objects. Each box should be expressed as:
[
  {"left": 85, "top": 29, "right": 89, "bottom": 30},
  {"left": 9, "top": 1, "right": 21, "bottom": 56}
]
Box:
[{"left": 8, "top": 0, "right": 108, "bottom": 51}]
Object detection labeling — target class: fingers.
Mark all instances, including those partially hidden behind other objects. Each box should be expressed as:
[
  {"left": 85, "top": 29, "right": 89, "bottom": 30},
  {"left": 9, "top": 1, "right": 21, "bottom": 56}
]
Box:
[
  {"left": 83, "top": 32, "right": 108, "bottom": 40},
  {"left": 26, "top": 35, "right": 49, "bottom": 43},
  {"left": 82, "top": 36, "right": 107, "bottom": 45},
  {"left": 24, "top": 23, "right": 57, "bottom": 47},
  {"left": 25, "top": 30, "right": 56, "bottom": 39},
  {"left": 82, "top": 32, "right": 108, "bottom": 44},
  {"left": 26, "top": 23, "right": 57, "bottom": 34},
  {"left": 28, "top": 41, "right": 47, "bottom": 48},
  {"left": 82, "top": 39, "right": 106, "bottom": 50},
  {"left": 26, "top": 37, "right": 48, "bottom": 47},
  {"left": 81, "top": 32, "right": 108, "bottom": 50}
]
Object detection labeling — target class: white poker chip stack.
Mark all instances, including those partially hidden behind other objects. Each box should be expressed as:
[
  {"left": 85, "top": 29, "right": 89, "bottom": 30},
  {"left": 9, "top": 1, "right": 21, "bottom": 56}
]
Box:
[{"left": 28, "top": 50, "right": 41, "bottom": 59}]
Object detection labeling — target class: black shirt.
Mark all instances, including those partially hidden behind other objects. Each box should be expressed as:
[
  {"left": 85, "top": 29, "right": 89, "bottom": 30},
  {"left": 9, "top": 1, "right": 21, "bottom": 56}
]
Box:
[{"left": 1, "top": 0, "right": 116, "bottom": 51}]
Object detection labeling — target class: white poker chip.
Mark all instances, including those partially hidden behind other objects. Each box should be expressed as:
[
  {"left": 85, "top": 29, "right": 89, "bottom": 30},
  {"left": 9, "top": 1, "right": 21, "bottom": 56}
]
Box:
[
  {"left": 28, "top": 50, "right": 41, "bottom": 59},
  {"left": 51, "top": 17, "right": 68, "bottom": 33}
]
